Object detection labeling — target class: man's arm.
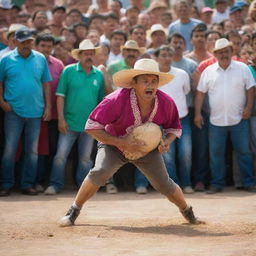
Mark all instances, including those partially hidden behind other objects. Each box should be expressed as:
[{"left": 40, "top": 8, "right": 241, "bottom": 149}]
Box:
[
  {"left": 86, "top": 129, "right": 145, "bottom": 152},
  {"left": 243, "top": 87, "right": 255, "bottom": 119},
  {"left": 42, "top": 82, "right": 51, "bottom": 121},
  {"left": 57, "top": 96, "right": 68, "bottom": 134},
  {"left": 194, "top": 91, "right": 205, "bottom": 129},
  {"left": 158, "top": 133, "right": 177, "bottom": 154},
  {"left": 0, "top": 81, "right": 11, "bottom": 112},
  {"left": 98, "top": 64, "right": 113, "bottom": 95}
]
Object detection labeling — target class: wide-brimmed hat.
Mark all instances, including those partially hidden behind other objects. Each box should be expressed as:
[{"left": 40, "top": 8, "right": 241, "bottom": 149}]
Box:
[
  {"left": 213, "top": 38, "right": 233, "bottom": 52},
  {"left": 71, "top": 39, "right": 101, "bottom": 60},
  {"left": 113, "top": 58, "right": 174, "bottom": 88},
  {"left": 121, "top": 40, "right": 145, "bottom": 54},
  {"left": 148, "top": 1, "right": 167, "bottom": 11},
  {"left": 149, "top": 24, "right": 167, "bottom": 37},
  {"left": 5, "top": 24, "right": 27, "bottom": 39}
]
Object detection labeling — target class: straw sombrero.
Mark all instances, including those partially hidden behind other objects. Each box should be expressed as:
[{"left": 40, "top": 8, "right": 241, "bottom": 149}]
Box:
[
  {"left": 213, "top": 38, "right": 233, "bottom": 52},
  {"left": 120, "top": 40, "right": 145, "bottom": 54},
  {"left": 71, "top": 39, "right": 101, "bottom": 60},
  {"left": 113, "top": 58, "right": 174, "bottom": 88}
]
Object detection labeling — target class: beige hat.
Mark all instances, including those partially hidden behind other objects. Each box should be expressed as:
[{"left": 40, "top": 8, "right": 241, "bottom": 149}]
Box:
[
  {"left": 71, "top": 39, "right": 101, "bottom": 60},
  {"left": 113, "top": 58, "right": 174, "bottom": 88},
  {"left": 213, "top": 38, "right": 233, "bottom": 52},
  {"left": 5, "top": 24, "right": 27, "bottom": 39},
  {"left": 149, "top": 24, "right": 167, "bottom": 37},
  {"left": 121, "top": 40, "right": 145, "bottom": 54},
  {"left": 148, "top": 1, "right": 167, "bottom": 11}
]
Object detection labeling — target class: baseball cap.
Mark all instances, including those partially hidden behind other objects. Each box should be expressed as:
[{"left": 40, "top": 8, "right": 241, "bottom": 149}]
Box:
[
  {"left": 0, "top": 0, "right": 13, "bottom": 9},
  {"left": 229, "top": 5, "right": 242, "bottom": 14},
  {"left": 15, "top": 27, "right": 34, "bottom": 42},
  {"left": 201, "top": 7, "right": 214, "bottom": 13}
]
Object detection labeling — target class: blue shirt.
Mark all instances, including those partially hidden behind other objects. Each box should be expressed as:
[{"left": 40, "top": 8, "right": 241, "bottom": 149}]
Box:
[
  {"left": 0, "top": 49, "right": 52, "bottom": 118},
  {"left": 168, "top": 18, "right": 203, "bottom": 51}
]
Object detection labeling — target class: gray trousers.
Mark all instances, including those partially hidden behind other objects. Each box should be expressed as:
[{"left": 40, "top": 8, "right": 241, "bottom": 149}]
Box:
[{"left": 88, "top": 145, "right": 177, "bottom": 196}]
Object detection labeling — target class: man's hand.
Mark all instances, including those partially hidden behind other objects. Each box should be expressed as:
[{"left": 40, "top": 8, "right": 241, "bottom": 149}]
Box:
[
  {"left": 43, "top": 107, "right": 51, "bottom": 121},
  {"left": 242, "top": 107, "right": 251, "bottom": 120},
  {"left": 0, "top": 101, "right": 12, "bottom": 112},
  {"left": 194, "top": 114, "right": 204, "bottom": 129},
  {"left": 158, "top": 138, "right": 170, "bottom": 154},
  {"left": 58, "top": 118, "right": 68, "bottom": 134}
]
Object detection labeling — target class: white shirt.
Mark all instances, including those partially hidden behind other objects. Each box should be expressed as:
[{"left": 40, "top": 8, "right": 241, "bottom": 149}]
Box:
[
  {"left": 197, "top": 60, "right": 255, "bottom": 126},
  {"left": 212, "top": 9, "right": 230, "bottom": 24},
  {"left": 159, "top": 67, "right": 190, "bottom": 118},
  {"left": 107, "top": 51, "right": 123, "bottom": 65}
]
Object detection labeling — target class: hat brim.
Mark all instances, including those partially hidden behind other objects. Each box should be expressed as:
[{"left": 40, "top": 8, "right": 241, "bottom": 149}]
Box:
[
  {"left": 71, "top": 47, "right": 101, "bottom": 60},
  {"left": 113, "top": 69, "right": 174, "bottom": 88},
  {"left": 16, "top": 37, "right": 34, "bottom": 42},
  {"left": 121, "top": 46, "right": 145, "bottom": 54},
  {"left": 213, "top": 43, "right": 233, "bottom": 52}
]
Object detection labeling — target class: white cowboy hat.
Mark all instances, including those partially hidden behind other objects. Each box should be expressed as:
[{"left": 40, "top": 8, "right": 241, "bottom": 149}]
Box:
[
  {"left": 5, "top": 24, "right": 27, "bottom": 39},
  {"left": 120, "top": 40, "right": 145, "bottom": 54},
  {"left": 71, "top": 39, "right": 101, "bottom": 60},
  {"left": 113, "top": 58, "right": 174, "bottom": 88},
  {"left": 213, "top": 38, "right": 233, "bottom": 52}
]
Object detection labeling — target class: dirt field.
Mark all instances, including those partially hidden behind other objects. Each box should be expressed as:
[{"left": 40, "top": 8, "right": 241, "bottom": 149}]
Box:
[{"left": 1, "top": 189, "right": 256, "bottom": 256}]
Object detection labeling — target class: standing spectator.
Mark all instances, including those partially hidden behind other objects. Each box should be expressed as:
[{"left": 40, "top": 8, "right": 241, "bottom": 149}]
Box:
[
  {"left": 194, "top": 38, "right": 256, "bottom": 193},
  {"left": 137, "top": 12, "right": 151, "bottom": 31},
  {"left": 100, "top": 13, "right": 119, "bottom": 45},
  {"left": 168, "top": 0, "right": 202, "bottom": 52},
  {"left": 87, "top": 29, "right": 101, "bottom": 46},
  {"left": 88, "top": 14, "right": 105, "bottom": 36},
  {"left": 31, "top": 11, "right": 49, "bottom": 33},
  {"left": 65, "top": 9, "right": 83, "bottom": 27},
  {"left": 0, "top": 27, "right": 51, "bottom": 196},
  {"left": 35, "top": 33, "right": 65, "bottom": 191},
  {"left": 89, "top": 0, "right": 110, "bottom": 15},
  {"left": 148, "top": 1, "right": 168, "bottom": 25},
  {"left": 125, "top": 6, "right": 140, "bottom": 27},
  {"left": 156, "top": 45, "right": 193, "bottom": 193},
  {"left": 107, "top": 30, "right": 127, "bottom": 65},
  {"left": 201, "top": 7, "right": 214, "bottom": 25},
  {"left": 0, "top": 24, "right": 26, "bottom": 59},
  {"left": 148, "top": 24, "right": 167, "bottom": 51},
  {"left": 130, "top": 25, "right": 147, "bottom": 48},
  {"left": 0, "top": 0, "right": 13, "bottom": 27},
  {"left": 44, "top": 39, "right": 112, "bottom": 195},
  {"left": 212, "top": 0, "right": 230, "bottom": 24},
  {"left": 205, "top": 30, "right": 222, "bottom": 53},
  {"left": 49, "top": 6, "right": 66, "bottom": 36},
  {"left": 229, "top": 4, "right": 243, "bottom": 30}
]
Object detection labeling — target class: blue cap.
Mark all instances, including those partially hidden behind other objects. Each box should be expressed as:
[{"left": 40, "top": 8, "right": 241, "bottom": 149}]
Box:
[
  {"left": 15, "top": 27, "right": 34, "bottom": 42},
  {"left": 235, "top": 1, "right": 249, "bottom": 8},
  {"left": 229, "top": 5, "right": 242, "bottom": 14}
]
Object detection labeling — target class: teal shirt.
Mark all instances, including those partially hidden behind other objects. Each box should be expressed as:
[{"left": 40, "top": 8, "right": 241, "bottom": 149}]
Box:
[
  {"left": 56, "top": 63, "right": 104, "bottom": 132},
  {"left": 107, "top": 59, "right": 128, "bottom": 77},
  {"left": 0, "top": 49, "right": 51, "bottom": 118},
  {"left": 249, "top": 65, "right": 256, "bottom": 116}
]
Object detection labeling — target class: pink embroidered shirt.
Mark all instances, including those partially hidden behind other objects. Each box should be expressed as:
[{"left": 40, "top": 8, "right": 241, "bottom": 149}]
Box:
[{"left": 85, "top": 88, "right": 182, "bottom": 139}]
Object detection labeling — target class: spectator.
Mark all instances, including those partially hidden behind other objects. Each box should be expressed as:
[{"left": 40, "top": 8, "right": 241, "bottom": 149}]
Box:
[
  {"left": 109, "top": 0, "right": 124, "bottom": 19},
  {"left": 65, "top": 9, "right": 83, "bottom": 27},
  {"left": 107, "top": 30, "right": 127, "bottom": 65},
  {"left": 119, "top": 16, "right": 131, "bottom": 35},
  {"left": 0, "top": 27, "right": 51, "bottom": 196},
  {"left": 212, "top": 0, "right": 230, "bottom": 24},
  {"left": 137, "top": 12, "right": 151, "bottom": 31},
  {"left": 160, "top": 11, "right": 173, "bottom": 29},
  {"left": 89, "top": 0, "right": 110, "bottom": 15},
  {"left": 49, "top": 6, "right": 66, "bottom": 36},
  {"left": 44, "top": 39, "right": 112, "bottom": 195},
  {"left": 148, "top": 24, "right": 167, "bottom": 50},
  {"left": 205, "top": 30, "right": 222, "bottom": 53},
  {"left": 194, "top": 38, "right": 256, "bottom": 193},
  {"left": 168, "top": 0, "right": 202, "bottom": 52},
  {"left": 73, "top": 22, "right": 89, "bottom": 48},
  {"left": 31, "top": 10, "right": 49, "bottom": 33},
  {"left": 35, "top": 33, "right": 64, "bottom": 192},
  {"left": 201, "top": 7, "right": 214, "bottom": 25},
  {"left": 125, "top": 6, "right": 140, "bottom": 27},
  {"left": 100, "top": 13, "right": 119, "bottom": 45},
  {"left": 130, "top": 25, "right": 147, "bottom": 48},
  {"left": 148, "top": 1, "right": 168, "bottom": 25},
  {"left": 88, "top": 14, "right": 105, "bottom": 35},
  {"left": 87, "top": 29, "right": 101, "bottom": 46},
  {"left": 156, "top": 45, "right": 193, "bottom": 193},
  {"left": 229, "top": 4, "right": 243, "bottom": 30}
]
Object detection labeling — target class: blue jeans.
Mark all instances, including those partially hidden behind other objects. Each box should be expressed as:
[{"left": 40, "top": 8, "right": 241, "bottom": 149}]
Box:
[
  {"left": 163, "top": 115, "right": 192, "bottom": 188},
  {"left": 0, "top": 111, "right": 41, "bottom": 189},
  {"left": 209, "top": 120, "right": 254, "bottom": 189},
  {"left": 134, "top": 167, "right": 149, "bottom": 188},
  {"left": 49, "top": 131, "right": 94, "bottom": 191}
]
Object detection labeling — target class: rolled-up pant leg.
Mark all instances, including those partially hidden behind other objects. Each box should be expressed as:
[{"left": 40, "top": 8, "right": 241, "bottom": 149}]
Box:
[
  {"left": 134, "top": 149, "right": 177, "bottom": 196},
  {"left": 88, "top": 145, "right": 127, "bottom": 186}
]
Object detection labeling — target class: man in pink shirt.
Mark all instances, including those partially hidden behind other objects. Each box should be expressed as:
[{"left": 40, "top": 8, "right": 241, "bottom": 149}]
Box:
[
  {"left": 58, "top": 58, "right": 204, "bottom": 227},
  {"left": 35, "top": 33, "right": 64, "bottom": 192}
]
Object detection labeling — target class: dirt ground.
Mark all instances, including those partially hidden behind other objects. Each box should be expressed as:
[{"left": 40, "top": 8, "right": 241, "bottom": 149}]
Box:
[{"left": 1, "top": 188, "right": 256, "bottom": 256}]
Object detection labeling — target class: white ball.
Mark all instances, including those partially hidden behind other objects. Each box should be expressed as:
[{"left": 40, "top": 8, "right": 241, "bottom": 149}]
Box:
[{"left": 123, "top": 122, "right": 162, "bottom": 160}]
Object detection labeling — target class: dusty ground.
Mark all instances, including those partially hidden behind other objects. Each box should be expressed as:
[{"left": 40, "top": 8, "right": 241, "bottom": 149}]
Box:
[{"left": 0, "top": 189, "right": 256, "bottom": 256}]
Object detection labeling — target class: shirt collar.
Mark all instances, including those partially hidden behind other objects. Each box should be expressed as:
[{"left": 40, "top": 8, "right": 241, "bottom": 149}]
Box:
[
  {"left": 76, "top": 62, "right": 96, "bottom": 74},
  {"left": 216, "top": 60, "right": 234, "bottom": 71},
  {"left": 47, "top": 55, "right": 54, "bottom": 64},
  {"left": 13, "top": 48, "right": 35, "bottom": 59}
]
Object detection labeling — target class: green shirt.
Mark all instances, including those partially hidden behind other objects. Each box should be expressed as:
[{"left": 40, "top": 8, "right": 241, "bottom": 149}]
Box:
[
  {"left": 56, "top": 63, "right": 104, "bottom": 132},
  {"left": 107, "top": 58, "right": 128, "bottom": 77}
]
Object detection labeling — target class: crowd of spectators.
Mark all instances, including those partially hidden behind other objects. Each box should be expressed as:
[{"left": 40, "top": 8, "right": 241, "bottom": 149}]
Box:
[{"left": 0, "top": 0, "right": 256, "bottom": 196}]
